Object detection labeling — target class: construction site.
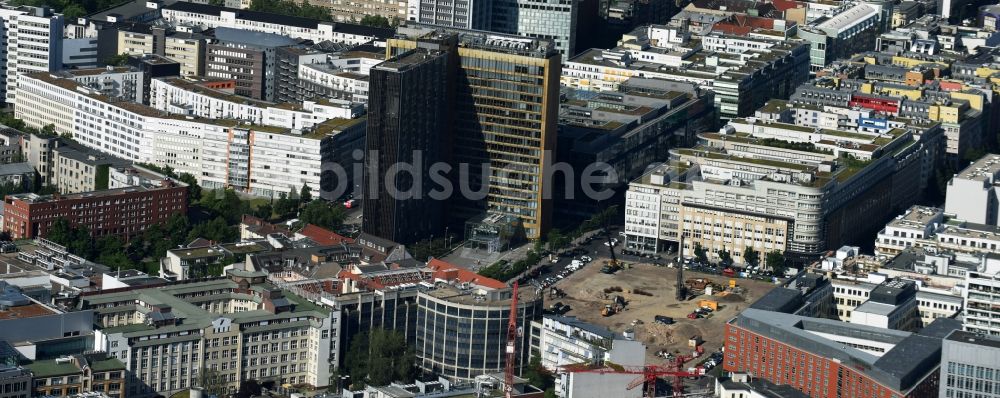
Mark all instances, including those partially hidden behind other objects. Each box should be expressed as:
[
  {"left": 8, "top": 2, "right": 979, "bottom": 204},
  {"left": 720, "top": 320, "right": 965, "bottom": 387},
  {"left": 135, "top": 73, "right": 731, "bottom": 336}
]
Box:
[{"left": 549, "top": 259, "right": 780, "bottom": 365}]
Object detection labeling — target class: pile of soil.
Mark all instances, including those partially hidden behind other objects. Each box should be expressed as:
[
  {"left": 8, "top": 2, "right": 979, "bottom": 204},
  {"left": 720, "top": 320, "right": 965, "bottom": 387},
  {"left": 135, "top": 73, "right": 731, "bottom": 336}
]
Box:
[{"left": 721, "top": 293, "right": 744, "bottom": 303}]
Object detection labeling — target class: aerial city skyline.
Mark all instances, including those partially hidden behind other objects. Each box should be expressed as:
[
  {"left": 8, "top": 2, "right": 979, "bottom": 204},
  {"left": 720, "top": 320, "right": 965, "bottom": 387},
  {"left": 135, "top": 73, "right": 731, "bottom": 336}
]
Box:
[{"left": 0, "top": 0, "right": 999, "bottom": 397}]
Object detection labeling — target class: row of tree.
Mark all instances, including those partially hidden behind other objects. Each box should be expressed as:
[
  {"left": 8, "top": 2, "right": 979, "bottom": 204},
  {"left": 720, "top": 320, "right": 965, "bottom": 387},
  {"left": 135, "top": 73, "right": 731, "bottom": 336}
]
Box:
[{"left": 692, "top": 243, "right": 787, "bottom": 276}]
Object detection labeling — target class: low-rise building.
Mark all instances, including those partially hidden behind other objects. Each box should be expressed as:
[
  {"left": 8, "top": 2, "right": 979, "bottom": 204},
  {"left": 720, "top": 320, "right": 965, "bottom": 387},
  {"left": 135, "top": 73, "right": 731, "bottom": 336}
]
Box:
[
  {"left": 849, "top": 279, "right": 920, "bottom": 332},
  {"left": 725, "top": 308, "right": 960, "bottom": 398},
  {"left": 83, "top": 270, "right": 334, "bottom": 397},
  {"left": 0, "top": 342, "right": 31, "bottom": 398},
  {"left": 24, "top": 354, "right": 126, "bottom": 398},
  {"left": 2, "top": 180, "right": 187, "bottom": 241},
  {"left": 530, "top": 315, "right": 614, "bottom": 372},
  {"left": 715, "top": 373, "right": 810, "bottom": 398},
  {"left": 875, "top": 206, "right": 944, "bottom": 257},
  {"left": 415, "top": 281, "right": 542, "bottom": 381}
]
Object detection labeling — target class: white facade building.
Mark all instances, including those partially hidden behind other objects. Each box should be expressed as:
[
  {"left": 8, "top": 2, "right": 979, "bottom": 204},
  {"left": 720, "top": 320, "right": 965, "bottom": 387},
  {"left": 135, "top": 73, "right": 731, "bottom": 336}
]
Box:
[
  {"left": 150, "top": 77, "right": 363, "bottom": 130},
  {"left": 0, "top": 6, "right": 64, "bottom": 105},
  {"left": 15, "top": 71, "right": 366, "bottom": 199},
  {"left": 875, "top": 206, "right": 944, "bottom": 256},
  {"left": 944, "top": 154, "right": 1000, "bottom": 226},
  {"left": 515, "top": 0, "right": 578, "bottom": 57},
  {"left": 161, "top": 2, "right": 392, "bottom": 45}
]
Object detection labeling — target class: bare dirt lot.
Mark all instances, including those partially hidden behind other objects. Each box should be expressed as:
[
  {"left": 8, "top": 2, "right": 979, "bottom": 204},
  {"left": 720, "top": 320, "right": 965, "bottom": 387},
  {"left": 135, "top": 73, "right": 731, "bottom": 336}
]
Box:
[{"left": 550, "top": 260, "right": 779, "bottom": 365}]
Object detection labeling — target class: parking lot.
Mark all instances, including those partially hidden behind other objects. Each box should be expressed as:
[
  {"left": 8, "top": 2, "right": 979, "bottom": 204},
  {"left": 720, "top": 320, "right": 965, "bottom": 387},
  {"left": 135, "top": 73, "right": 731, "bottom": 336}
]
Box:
[{"left": 542, "top": 258, "right": 780, "bottom": 367}]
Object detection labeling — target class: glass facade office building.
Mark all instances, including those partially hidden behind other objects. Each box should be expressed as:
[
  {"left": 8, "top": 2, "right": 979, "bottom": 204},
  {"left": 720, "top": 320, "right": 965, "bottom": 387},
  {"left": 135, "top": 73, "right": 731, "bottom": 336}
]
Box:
[{"left": 415, "top": 286, "right": 542, "bottom": 381}]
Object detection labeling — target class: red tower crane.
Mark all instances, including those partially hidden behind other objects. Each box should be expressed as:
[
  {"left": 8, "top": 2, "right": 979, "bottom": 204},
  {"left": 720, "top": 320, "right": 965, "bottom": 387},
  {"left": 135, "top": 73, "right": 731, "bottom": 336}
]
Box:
[
  {"left": 565, "top": 355, "right": 700, "bottom": 398},
  {"left": 504, "top": 281, "right": 519, "bottom": 398}
]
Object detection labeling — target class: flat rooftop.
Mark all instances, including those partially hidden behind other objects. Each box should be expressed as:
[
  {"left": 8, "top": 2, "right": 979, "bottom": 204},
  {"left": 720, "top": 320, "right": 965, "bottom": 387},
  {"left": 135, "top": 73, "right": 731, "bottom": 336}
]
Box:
[
  {"left": 733, "top": 308, "right": 959, "bottom": 393},
  {"left": 946, "top": 330, "right": 1000, "bottom": 349},
  {"left": 422, "top": 284, "right": 538, "bottom": 307},
  {"left": 887, "top": 206, "right": 942, "bottom": 229},
  {"left": 0, "top": 302, "right": 58, "bottom": 320},
  {"left": 8, "top": 182, "right": 182, "bottom": 204},
  {"left": 955, "top": 153, "right": 1000, "bottom": 183}
]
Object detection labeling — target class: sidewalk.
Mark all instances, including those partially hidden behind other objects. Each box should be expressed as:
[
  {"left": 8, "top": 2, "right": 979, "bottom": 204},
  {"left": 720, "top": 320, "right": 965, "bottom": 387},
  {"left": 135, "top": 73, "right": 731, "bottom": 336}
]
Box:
[{"left": 440, "top": 241, "right": 534, "bottom": 272}]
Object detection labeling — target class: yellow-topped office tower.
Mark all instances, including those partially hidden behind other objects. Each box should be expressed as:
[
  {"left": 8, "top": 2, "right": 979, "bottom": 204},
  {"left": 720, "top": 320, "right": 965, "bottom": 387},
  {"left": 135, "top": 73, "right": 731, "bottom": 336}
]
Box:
[{"left": 366, "top": 22, "right": 560, "bottom": 241}]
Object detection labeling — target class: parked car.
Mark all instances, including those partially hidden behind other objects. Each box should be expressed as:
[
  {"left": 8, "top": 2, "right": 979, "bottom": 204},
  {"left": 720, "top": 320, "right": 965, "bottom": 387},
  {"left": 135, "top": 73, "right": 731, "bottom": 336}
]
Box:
[{"left": 654, "top": 315, "right": 675, "bottom": 325}]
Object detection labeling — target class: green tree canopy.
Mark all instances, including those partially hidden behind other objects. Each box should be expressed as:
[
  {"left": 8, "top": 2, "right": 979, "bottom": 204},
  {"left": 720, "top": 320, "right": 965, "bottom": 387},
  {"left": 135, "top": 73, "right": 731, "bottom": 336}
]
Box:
[
  {"left": 693, "top": 243, "right": 708, "bottom": 264},
  {"left": 766, "top": 250, "right": 787, "bottom": 276},
  {"left": 343, "top": 329, "right": 415, "bottom": 388},
  {"left": 743, "top": 246, "right": 759, "bottom": 267},
  {"left": 546, "top": 228, "right": 570, "bottom": 253},
  {"left": 359, "top": 15, "right": 392, "bottom": 28},
  {"left": 298, "top": 200, "right": 346, "bottom": 230},
  {"left": 717, "top": 249, "right": 733, "bottom": 266}
]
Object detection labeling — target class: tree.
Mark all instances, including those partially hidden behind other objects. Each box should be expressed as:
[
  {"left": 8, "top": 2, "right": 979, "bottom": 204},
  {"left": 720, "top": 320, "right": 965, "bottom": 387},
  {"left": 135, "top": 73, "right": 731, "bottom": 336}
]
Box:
[
  {"left": 343, "top": 329, "right": 415, "bottom": 388},
  {"left": 177, "top": 173, "right": 202, "bottom": 202},
  {"left": 46, "top": 219, "right": 94, "bottom": 258},
  {"left": 717, "top": 249, "right": 733, "bottom": 267},
  {"left": 196, "top": 367, "right": 226, "bottom": 397},
  {"left": 199, "top": 189, "right": 247, "bottom": 224},
  {"left": 298, "top": 200, "right": 347, "bottom": 230},
  {"left": 187, "top": 217, "right": 237, "bottom": 243},
  {"left": 61, "top": 3, "right": 86, "bottom": 18},
  {"left": 274, "top": 192, "right": 298, "bottom": 219},
  {"left": 546, "top": 228, "right": 570, "bottom": 253},
  {"left": 743, "top": 246, "right": 759, "bottom": 267},
  {"left": 39, "top": 124, "right": 57, "bottom": 137},
  {"left": 103, "top": 53, "right": 130, "bottom": 67},
  {"left": 359, "top": 15, "right": 391, "bottom": 28},
  {"left": 300, "top": 183, "right": 313, "bottom": 203},
  {"left": 766, "top": 250, "right": 787, "bottom": 276},
  {"left": 693, "top": 243, "right": 708, "bottom": 264},
  {"left": 236, "top": 380, "right": 262, "bottom": 398},
  {"left": 254, "top": 203, "right": 273, "bottom": 220},
  {"left": 523, "top": 352, "right": 555, "bottom": 391}
]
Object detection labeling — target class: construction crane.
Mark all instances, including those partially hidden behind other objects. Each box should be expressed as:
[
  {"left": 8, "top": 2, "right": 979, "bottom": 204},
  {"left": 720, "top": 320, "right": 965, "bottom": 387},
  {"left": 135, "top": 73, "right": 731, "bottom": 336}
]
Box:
[
  {"left": 504, "top": 281, "right": 519, "bottom": 398},
  {"left": 566, "top": 356, "right": 699, "bottom": 398}
]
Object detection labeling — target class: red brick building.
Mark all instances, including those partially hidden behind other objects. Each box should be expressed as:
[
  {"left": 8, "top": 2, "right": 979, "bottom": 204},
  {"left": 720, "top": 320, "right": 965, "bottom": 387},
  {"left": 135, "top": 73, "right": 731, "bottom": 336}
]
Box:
[
  {"left": 3, "top": 180, "right": 187, "bottom": 240},
  {"left": 724, "top": 308, "right": 955, "bottom": 398}
]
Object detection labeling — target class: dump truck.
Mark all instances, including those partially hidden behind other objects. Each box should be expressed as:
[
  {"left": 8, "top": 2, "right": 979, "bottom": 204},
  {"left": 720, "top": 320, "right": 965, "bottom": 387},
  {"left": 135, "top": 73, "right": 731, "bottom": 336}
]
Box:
[{"left": 698, "top": 299, "right": 718, "bottom": 311}]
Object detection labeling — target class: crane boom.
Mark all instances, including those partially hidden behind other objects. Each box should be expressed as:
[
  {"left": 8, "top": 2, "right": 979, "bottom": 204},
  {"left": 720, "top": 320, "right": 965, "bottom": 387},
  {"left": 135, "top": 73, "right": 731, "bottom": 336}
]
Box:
[{"left": 504, "top": 282, "right": 519, "bottom": 398}]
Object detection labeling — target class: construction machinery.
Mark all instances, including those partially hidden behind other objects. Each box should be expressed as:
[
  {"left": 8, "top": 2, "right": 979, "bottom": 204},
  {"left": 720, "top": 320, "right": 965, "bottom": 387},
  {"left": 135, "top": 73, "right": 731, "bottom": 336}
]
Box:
[
  {"left": 601, "top": 295, "right": 626, "bottom": 316},
  {"left": 504, "top": 282, "right": 519, "bottom": 398},
  {"left": 600, "top": 259, "right": 623, "bottom": 274},
  {"left": 697, "top": 299, "right": 718, "bottom": 311}
]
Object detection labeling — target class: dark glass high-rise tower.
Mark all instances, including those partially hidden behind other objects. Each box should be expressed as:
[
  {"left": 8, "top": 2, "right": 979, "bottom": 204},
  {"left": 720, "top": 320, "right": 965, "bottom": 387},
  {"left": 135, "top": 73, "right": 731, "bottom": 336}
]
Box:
[
  {"left": 363, "top": 47, "right": 452, "bottom": 244},
  {"left": 373, "top": 24, "right": 560, "bottom": 241}
]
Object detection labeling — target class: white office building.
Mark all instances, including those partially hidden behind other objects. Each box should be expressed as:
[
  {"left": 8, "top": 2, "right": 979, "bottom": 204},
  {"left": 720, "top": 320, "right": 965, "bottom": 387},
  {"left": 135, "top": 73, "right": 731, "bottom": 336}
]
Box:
[
  {"left": 944, "top": 154, "right": 1000, "bottom": 226},
  {"left": 161, "top": 2, "right": 393, "bottom": 45},
  {"left": 150, "top": 77, "right": 364, "bottom": 130},
  {"left": 15, "top": 71, "right": 367, "bottom": 199},
  {"left": 875, "top": 206, "right": 945, "bottom": 257},
  {"left": 0, "top": 6, "right": 64, "bottom": 105}
]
